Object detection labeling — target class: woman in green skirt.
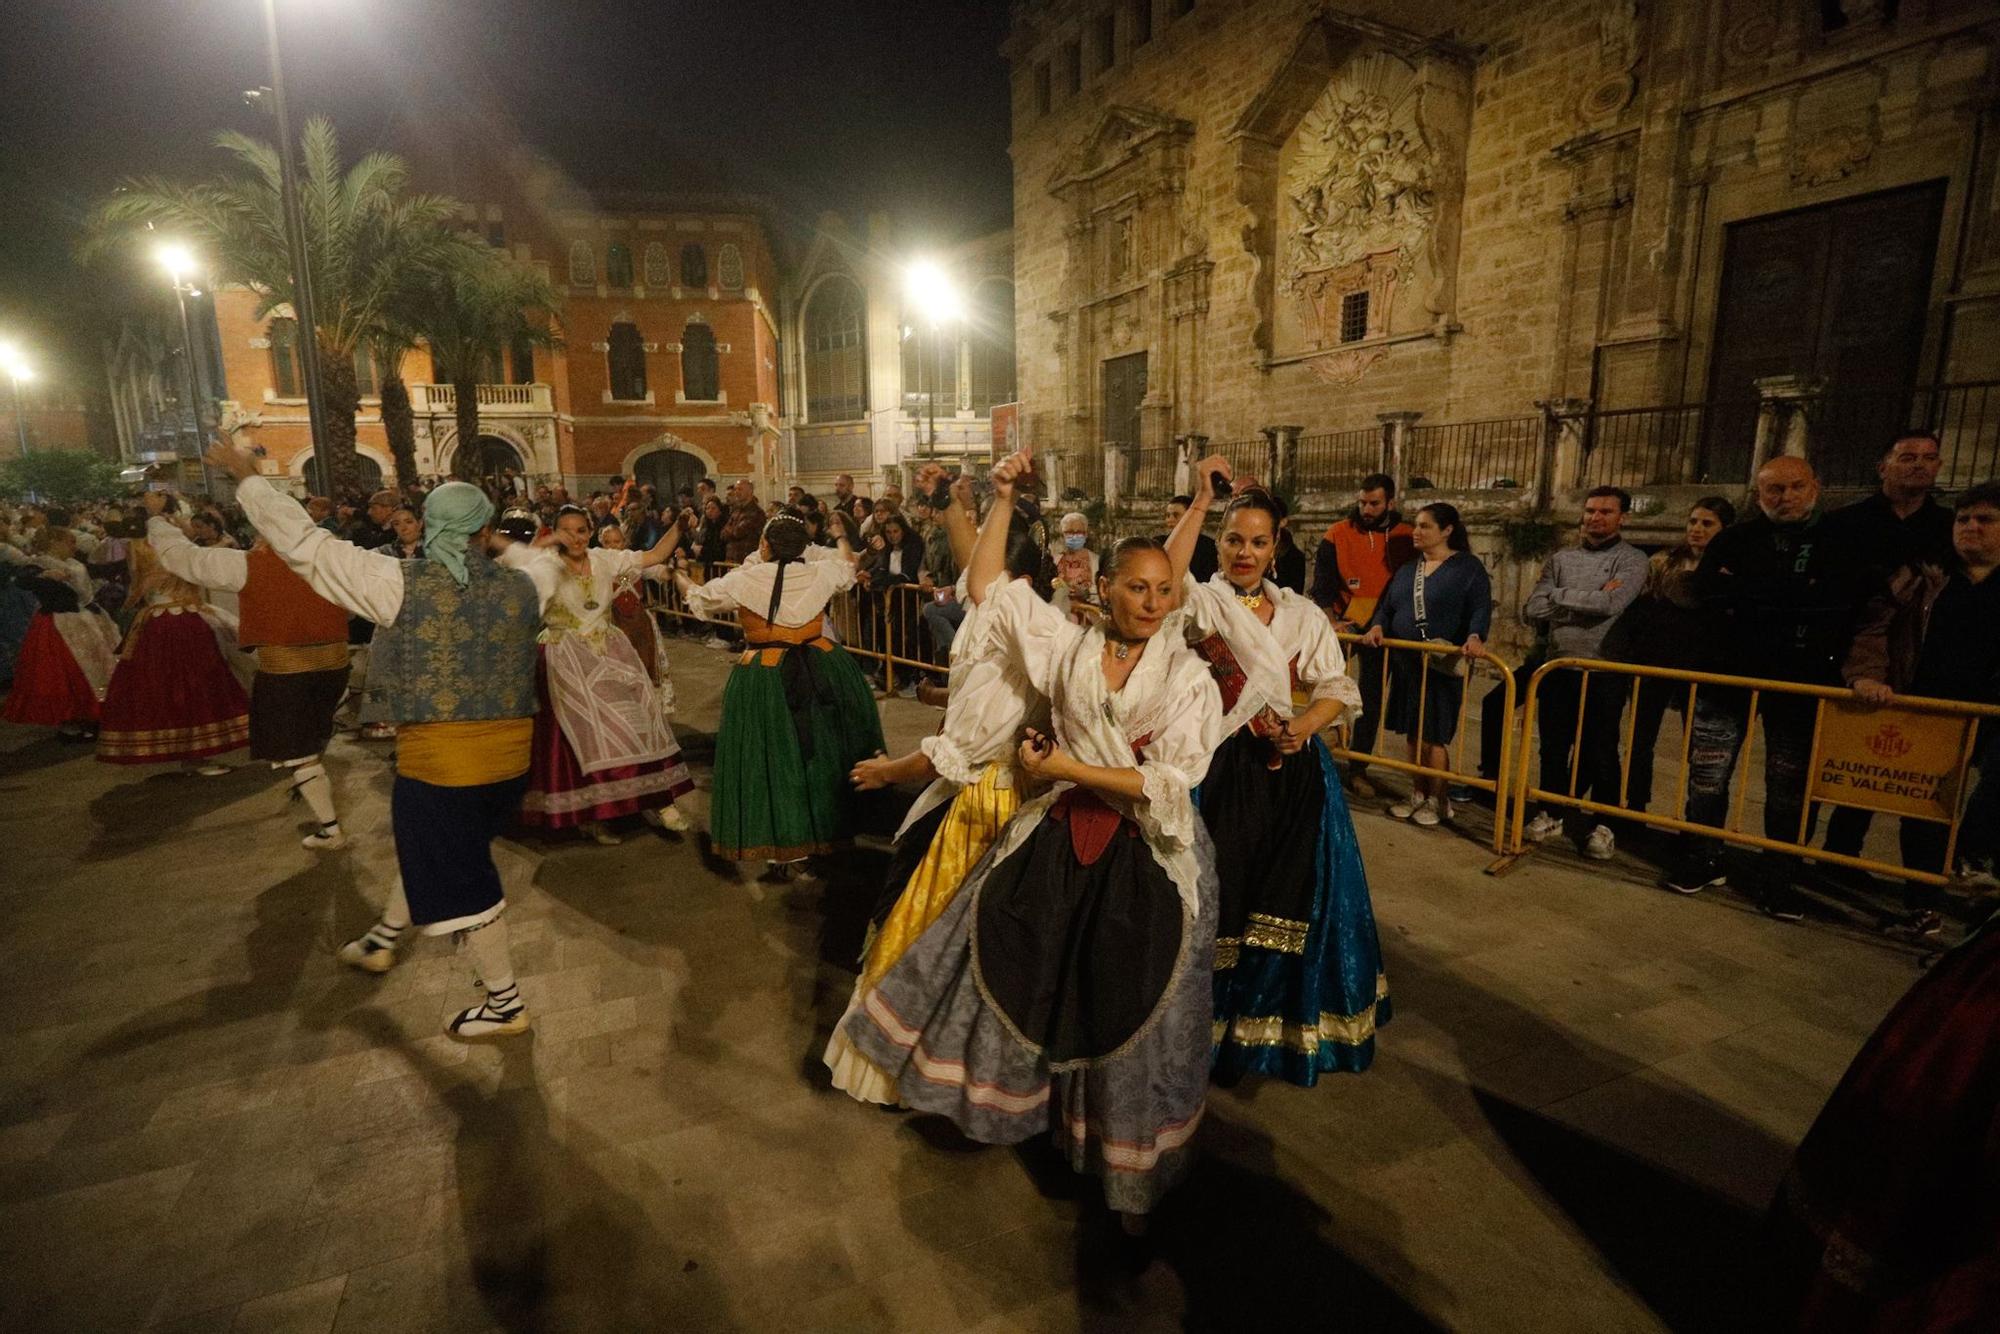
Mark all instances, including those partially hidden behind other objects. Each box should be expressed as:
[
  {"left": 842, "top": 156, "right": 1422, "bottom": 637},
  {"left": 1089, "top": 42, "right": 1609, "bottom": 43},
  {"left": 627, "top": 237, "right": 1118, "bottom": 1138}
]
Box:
[{"left": 676, "top": 514, "right": 883, "bottom": 874}]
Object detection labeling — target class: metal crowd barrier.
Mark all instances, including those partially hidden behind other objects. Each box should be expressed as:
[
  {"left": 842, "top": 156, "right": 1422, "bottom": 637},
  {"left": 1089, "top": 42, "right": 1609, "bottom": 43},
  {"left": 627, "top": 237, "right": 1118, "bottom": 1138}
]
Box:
[
  {"left": 1497, "top": 657, "right": 1999, "bottom": 888},
  {"left": 1328, "top": 632, "right": 1519, "bottom": 854}
]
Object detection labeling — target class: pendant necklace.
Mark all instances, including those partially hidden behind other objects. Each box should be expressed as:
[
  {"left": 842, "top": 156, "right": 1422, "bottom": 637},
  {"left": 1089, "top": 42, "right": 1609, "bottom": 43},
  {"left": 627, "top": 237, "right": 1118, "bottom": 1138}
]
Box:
[
  {"left": 570, "top": 561, "right": 598, "bottom": 611},
  {"left": 1109, "top": 637, "right": 1133, "bottom": 662},
  {"left": 1235, "top": 590, "right": 1265, "bottom": 611}
]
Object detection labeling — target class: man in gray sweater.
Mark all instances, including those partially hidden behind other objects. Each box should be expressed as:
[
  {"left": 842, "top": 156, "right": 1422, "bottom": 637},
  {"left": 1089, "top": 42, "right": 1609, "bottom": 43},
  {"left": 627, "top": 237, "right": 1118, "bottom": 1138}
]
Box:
[{"left": 1523, "top": 486, "right": 1652, "bottom": 859}]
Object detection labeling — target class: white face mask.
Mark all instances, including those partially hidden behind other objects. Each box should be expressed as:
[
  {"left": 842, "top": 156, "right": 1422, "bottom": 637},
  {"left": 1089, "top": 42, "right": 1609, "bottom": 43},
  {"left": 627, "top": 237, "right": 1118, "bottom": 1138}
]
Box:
[{"left": 1063, "top": 533, "right": 1087, "bottom": 551}]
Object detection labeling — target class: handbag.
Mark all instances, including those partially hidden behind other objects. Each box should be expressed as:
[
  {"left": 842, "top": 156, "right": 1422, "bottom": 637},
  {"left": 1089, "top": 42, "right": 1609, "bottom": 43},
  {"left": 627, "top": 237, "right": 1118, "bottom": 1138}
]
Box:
[{"left": 1413, "top": 561, "right": 1468, "bottom": 679}]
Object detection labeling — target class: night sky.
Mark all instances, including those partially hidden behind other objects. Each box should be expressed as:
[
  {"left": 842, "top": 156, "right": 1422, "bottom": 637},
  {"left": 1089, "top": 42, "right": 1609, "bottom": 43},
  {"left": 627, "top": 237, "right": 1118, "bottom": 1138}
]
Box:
[{"left": 0, "top": 0, "right": 1016, "bottom": 393}]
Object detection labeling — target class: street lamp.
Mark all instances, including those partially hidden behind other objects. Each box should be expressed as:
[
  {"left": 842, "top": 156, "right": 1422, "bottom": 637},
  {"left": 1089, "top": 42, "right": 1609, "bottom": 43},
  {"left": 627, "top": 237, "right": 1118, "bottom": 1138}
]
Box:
[
  {"left": 156, "top": 242, "right": 214, "bottom": 492},
  {"left": 904, "top": 260, "right": 963, "bottom": 459},
  {"left": 247, "top": 0, "right": 331, "bottom": 496},
  {"left": 0, "top": 340, "right": 32, "bottom": 460}
]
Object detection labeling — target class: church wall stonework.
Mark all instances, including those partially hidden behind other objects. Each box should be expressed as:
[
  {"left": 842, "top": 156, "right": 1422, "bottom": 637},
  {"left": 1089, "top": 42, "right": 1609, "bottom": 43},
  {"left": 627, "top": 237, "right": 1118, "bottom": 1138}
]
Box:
[{"left": 1006, "top": 0, "right": 2000, "bottom": 459}]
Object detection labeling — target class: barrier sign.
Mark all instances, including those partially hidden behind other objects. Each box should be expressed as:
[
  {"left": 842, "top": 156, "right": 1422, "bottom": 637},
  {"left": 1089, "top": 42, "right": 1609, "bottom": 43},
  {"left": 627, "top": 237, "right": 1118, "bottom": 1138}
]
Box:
[{"left": 1811, "top": 701, "right": 1970, "bottom": 821}]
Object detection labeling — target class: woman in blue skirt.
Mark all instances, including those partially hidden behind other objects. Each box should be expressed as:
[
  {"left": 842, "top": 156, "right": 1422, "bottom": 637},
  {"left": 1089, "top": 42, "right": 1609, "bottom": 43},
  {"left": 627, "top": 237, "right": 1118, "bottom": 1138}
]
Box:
[{"left": 1166, "top": 458, "right": 1391, "bottom": 1085}]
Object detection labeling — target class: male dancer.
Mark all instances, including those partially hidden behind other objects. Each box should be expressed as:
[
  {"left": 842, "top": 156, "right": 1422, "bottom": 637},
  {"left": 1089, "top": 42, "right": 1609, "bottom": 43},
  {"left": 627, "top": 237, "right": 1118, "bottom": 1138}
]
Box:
[
  {"left": 146, "top": 493, "right": 351, "bottom": 847},
  {"left": 207, "top": 434, "right": 560, "bottom": 1041}
]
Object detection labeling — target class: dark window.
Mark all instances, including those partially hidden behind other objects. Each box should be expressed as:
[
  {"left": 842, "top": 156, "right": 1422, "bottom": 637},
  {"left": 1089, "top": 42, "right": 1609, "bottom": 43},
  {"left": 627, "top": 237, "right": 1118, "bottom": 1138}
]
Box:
[
  {"left": 901, "top": 324, "right": 958, "bottom": 417},
  {"left": 269, "top": 318, "right": 303, "bottom": 398},
  {"left": 508, "top": 333, "right": 535, "bottom": 385},
  {"left": 805, "top": 277, "right": 867, "bottom": 421},
  {"left": 486, "top": 221, "right": 506, "bottom": 248},
  {"left": 353, "top": 344, "right": 381, "bottom": 397},
  {"left": 1061, "top": 41, "right": 1081, "bottom": 95},
  {"left": 1033, "top": 63, "right": 1052, "bottom": 115},
  {"left": 568, "top": 241, "right": 595, "bottom": 285},
  {"left": 1130, "top": 0, "right": 1151, "bottom": 46},
  {"left": 680, "top": 323, "right": 720, "bottom": 401},
  {"left": 680, "top": 244, "right": 708, "bottom": 288},
  {"left": 608, "top": 322, "right": 647, "bottom": 401},
  {"left": 1095, "top": 12, "right": 1117, "bottom": 71},
  {"left": 606, "top": 243, "right": 634, "bottom": 287},
  {"left": 968, "top": 280, "right": 1016, "bottom": 414},
  {"left": 1339, "top": 291, "right": 1369, "bottom": 344}
]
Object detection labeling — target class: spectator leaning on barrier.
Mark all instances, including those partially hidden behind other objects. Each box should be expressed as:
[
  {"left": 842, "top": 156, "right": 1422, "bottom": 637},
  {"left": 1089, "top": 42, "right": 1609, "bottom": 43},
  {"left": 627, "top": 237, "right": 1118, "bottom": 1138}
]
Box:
[
  {"left": 1841, "top": 481, "right": 2000, "bottom": 934},
  {"left": 1312, "top": 472, "right": 1415, "bottom": 797},
  {"left": 1664, "top": 455, "right": 1879, "bottom": 919},
  {"left": 1599, "top": 496, "right": 1736, "bottom": 844},
  {"left": 1051, "top": 511, "right": 1100, "bottom": 622},
  {"left": 1361, "top": 501, "right": 1491, "bottom": 828},
  {"left": 721, "top": 481, "right": 764, "bottom": 563},
  {"left": 1157, "top": 494, "right": 1218, "bottom": 585},
  {"left": 1816, "top": 431, "right": 1955, "bottom": 879},
  {"left": 1522, "top": 486, "right": 1652, "bottom": 861}
]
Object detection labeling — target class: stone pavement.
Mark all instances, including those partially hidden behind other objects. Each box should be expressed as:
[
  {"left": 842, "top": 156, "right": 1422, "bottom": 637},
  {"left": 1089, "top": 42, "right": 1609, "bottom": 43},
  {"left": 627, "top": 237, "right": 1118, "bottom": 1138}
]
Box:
[{"left": 0, "top": 636, "right": 1943, "bottom": 1333}]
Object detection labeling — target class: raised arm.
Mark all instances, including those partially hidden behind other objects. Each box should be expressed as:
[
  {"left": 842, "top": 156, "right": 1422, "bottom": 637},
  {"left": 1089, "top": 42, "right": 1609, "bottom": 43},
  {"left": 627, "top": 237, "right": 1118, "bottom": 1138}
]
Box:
[
  {"left": 636, "top": 520, "right": 683, "bottom": 570},
  {"left": 145, "top": 509, "right": 248, "bottom": 593},
  {"left": 1165, "top": 454, "right": 1230, "bottom": 586},
  {"left": 967, "top": 450, "right": 1031, "bottom": 605},
  {"left": 206, "top": 437, "right": 406, "bottom": 625},
  {"left": 942, "top": 474, "right": 978, "bottom": 571}
]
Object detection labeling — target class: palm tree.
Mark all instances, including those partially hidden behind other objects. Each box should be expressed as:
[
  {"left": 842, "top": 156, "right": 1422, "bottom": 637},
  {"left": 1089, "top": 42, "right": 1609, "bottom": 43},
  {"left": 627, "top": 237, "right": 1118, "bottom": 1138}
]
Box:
[
  {"left": 397, "top": 249, "right": 562, "bottom": 482},
  {"left": 89, "top": 117, "right": 471, "bottom": 497},
  {"left": 367, "top": 328, "right": 420, "bottom": 487}
]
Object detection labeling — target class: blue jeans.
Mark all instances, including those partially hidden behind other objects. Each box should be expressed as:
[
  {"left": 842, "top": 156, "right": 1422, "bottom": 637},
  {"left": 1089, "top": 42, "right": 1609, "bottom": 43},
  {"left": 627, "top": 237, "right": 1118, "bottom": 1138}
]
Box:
[{"left": 922, "top": 599, "right": 967, "bottom": 672}]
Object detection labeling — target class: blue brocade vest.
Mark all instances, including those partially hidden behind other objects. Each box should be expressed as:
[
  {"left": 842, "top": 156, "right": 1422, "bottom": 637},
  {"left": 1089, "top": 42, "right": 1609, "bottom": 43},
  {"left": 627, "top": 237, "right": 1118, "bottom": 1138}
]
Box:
[{"left": 360, "top": 556, "right": 541, "bottom": 724}]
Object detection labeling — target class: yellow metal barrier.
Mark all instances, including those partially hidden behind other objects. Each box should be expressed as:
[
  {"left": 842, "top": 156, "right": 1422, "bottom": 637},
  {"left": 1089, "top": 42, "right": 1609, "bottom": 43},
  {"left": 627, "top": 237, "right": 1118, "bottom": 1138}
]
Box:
[
  {"left": 1329, "top": 632, "right": 1518, "bottom": 854},
  {"left": 1500, "top": 657, "right": 1998, "bottom": 888}
]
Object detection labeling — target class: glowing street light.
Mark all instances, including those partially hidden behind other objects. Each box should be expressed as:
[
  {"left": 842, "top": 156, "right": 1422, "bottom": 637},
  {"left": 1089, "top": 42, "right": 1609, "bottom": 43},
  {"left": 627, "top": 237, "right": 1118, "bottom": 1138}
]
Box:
[
  {"left": 904, "top": 260, "right": 964, "bottom": 456},
  {"left": 1, "top": 340, "right": 33, "bottom": 459},
  {"left": 155, "top": 241, "right": 197, "bottom": 283},
  {"left": 155, "top": 240, "right": 214, "bottom": 491}
]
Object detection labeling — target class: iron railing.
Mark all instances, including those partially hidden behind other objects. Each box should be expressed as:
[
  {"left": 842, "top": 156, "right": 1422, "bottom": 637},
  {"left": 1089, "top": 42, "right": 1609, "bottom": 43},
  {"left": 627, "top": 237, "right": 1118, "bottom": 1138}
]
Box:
[
  {"left": 1294, "top": 426, "right": 1383, "bottom": 492},
  {"left": 1405, "top": 416, "right": 1540, "bottom": 492}
]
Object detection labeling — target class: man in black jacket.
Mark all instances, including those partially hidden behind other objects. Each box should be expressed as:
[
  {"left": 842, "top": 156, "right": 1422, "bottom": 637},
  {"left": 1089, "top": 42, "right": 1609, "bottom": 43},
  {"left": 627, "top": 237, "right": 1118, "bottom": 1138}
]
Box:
[
  {"left": 1156, "top": 494, "right": 1218, "bottom": 585},
  {"left": 1664, "top": 456, "right": 1879, "bottom": 918}
]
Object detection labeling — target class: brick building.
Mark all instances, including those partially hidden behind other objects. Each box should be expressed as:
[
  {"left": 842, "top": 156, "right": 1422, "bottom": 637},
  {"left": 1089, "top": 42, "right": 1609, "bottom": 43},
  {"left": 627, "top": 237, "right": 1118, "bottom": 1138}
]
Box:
[
  {"left": 1004, "top": 0, "right": 2000, "bottom": 537},
  {"left": 200, "top": 143, "right": 785, "bottom": 500}
]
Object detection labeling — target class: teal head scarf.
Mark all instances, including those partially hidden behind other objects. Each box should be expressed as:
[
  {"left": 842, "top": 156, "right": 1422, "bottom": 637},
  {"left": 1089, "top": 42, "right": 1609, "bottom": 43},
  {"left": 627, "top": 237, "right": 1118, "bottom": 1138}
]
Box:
[{"left": 421, "top": 482, "right": 496, "bottom": 587}]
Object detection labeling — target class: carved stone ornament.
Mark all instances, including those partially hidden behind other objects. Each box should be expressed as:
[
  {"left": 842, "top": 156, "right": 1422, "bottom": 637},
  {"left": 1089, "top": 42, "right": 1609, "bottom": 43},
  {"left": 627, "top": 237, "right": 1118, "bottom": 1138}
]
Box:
[
  {"left": 1577, "top": 72, "right": 1637, "bottom": 121},
  {"left": 1303, "top": 347, "right": 1389, "bottom": 386},
  {"left": 1790, "top": 124, "right": 1875, "bottom": 188}
]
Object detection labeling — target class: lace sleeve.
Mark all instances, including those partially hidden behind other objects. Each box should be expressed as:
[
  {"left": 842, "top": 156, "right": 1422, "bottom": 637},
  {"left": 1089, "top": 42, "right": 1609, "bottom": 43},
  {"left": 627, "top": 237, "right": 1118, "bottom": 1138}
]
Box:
[{"left": 1134, "top": 654, "right": 1224, "bottom": 850}]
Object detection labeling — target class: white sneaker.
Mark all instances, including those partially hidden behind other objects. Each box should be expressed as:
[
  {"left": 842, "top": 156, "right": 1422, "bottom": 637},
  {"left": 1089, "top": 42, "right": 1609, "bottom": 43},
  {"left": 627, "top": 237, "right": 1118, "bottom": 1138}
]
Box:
[
  {"left": 361, "top": 722, "right": 397, "bottom": 741},
  {"left": 1583, "top": 825, "right": 1616, "bottom": 860},
  {"left": 703, "top": 636, "right": 730, "bottom": 650},
  {"left": 1388, "top": 794, "right": 1420, "bottom": 820},
  {"left": 1411, "top": 797, "right": 1443, "bottom": 827},
  {"left": 583, "top": 821, "right": 622, "bottom": 846},
  {"left": 643, "top": 803, "right": 691, "bottom": 833},
  {"left": 1525, "top": 812, "right": 1563, "bottom": 842},
  {"left": 302, "top": 824, "right": 348, "bottom": 851}
]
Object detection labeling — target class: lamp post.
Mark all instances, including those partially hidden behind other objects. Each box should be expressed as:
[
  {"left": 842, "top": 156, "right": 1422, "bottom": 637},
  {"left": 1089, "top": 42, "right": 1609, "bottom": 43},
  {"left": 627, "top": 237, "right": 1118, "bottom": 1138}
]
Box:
[
  {"left": 156, "top": 243, "right": 216, "bottom": 494},
  {"left": 904, "top": 260, "right": 963, "bottom": 462},
  {"left": 0, "top": 342, "right": 30, "bottom": 460},
  {"left": 252, "top": 0, "right": 330, "bottom": 496}
]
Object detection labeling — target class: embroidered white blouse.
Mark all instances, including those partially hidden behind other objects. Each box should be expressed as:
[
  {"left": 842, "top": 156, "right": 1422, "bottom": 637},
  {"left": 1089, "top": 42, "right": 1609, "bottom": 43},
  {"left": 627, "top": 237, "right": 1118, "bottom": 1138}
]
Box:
[
  {"left": 974, "top": 576, "right": 1224, "bottom": 915},
  {"left": 1178, "top": 573, "right": 1362, "bottom": 736},
  {"left": 684, "top": 556, "right": 856, "bottom": 628}
]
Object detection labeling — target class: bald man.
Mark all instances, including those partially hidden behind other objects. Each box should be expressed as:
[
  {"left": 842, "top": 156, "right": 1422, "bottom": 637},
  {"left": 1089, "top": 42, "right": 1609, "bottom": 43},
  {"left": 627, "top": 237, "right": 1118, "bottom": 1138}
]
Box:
[{"left": 1662, "top": 456, "right": 1879, "bottom": 918}]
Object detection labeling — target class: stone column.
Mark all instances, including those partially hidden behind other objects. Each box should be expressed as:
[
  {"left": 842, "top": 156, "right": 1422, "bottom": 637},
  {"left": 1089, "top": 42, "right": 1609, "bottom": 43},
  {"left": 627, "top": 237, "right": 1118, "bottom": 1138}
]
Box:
[
  {"left": 1268, "top": 424, "right": 1303, "bottom": 492},
  {"left": 1258, "top": 426, "right": 1283, "bottom": 491},
  {"left": 1173, "top": 432, "right": 1207, "bottom": 496},
  {"left": 1534, "top": 397, "right": 1593, "bottom": 510},
  {"left": 1376, "top": 411, "right": 1423, "bottom": 501},
  {"left": 1103, "top": 441, "right": 1126, "bottom": 511},
  {"left": 1750, "top": 374, "right": 1826, "bottom": 481}
]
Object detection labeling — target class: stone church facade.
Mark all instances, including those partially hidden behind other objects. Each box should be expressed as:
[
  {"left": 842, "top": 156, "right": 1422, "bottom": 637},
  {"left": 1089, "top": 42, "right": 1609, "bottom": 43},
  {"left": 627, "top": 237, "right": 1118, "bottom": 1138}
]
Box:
[{"left": 1004, "top": 0, "right": 2000, "bottom": 531}]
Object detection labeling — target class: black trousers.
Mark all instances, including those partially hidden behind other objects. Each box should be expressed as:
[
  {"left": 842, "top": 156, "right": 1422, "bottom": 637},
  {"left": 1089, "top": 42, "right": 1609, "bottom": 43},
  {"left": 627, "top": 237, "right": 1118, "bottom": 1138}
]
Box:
[
  {"left": 1349, "top": 642, "right": 1387, "bottom": 764},
  {"left": 1535, "top": 667, "right": 1628, "bottom": 838}
]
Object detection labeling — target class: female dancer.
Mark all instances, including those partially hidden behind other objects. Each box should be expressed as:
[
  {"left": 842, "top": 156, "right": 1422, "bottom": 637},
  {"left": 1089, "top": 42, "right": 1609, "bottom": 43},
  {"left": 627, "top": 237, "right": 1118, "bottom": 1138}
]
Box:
[
  {"left": 516, "top": 505, "right": 693, "bottom": 844},
  {"left": 825, "top": 512, "right": 1050, "bottom": 1103},
  {"left": 593, "top": 522, "right": 675, "bottom": 717},
  {"left": 1, "top": 525, "right": 120, "bottom": 740},
  {"left": 843, "top": 450, "right": 1224, "bottom": 1225},
  {"left": 97, "top": 497, "right": 250, "bottom": 773},
  {"left": 1165, "top": 461, "right": 1388, "bottom": 1085},
  {"left": 676, "top": 513, "right": 882, "bottom": 873}
]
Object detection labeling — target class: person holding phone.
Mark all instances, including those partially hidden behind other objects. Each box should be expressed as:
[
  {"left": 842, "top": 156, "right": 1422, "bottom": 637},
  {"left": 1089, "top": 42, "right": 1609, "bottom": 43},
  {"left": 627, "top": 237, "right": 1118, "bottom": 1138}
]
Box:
[{"left": 842, "top": 447, "right": 1225, "bottom": 1232}]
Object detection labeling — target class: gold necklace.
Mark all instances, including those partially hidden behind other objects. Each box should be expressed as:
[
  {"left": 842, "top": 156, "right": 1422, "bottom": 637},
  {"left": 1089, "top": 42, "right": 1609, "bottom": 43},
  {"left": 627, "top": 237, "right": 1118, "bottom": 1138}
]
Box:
[
  {"left": 1235, "top": 590, "right": 1265, "bottom": 611},
  {"left": 568, "top": 559, "right": 598, "bottom": 611}
]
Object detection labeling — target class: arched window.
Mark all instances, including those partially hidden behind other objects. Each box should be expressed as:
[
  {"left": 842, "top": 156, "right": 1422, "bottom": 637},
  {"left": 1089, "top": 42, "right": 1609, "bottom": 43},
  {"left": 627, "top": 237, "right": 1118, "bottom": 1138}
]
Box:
[
  {"left": 680, "top": 243, "right": 708, "bottom": 288},
  {"left": 717, "top": 243, "right": 744, "bottom": 291},
  {"left": 607, "top": 322, "right": 647, "bottom": 401},
  {"left": 901, "top": 323, "right": 957, "bottom": 416},
  {"left": 606, "top": 242, "right": 634, "bottom": 287},
  {"left": 804, "top": 277, "right": 866, "bottom": 422},
  {"left": 268, "top": 318, "right": 304, "bottom": 398},
  {"left": 508, "top": 333, "right": 535, "bottom": 385},
  {"left": 967, "top": 279, "right": 1016, "bottom": 414},
  {"left": 680, "top": 322, "right": 719, "bottom": 402},
  {"left": 568, "top": 240, "right": 596, "bottom": 286},
  {"left": 643, "top": 242, "right": 670, "bottom": 287}
]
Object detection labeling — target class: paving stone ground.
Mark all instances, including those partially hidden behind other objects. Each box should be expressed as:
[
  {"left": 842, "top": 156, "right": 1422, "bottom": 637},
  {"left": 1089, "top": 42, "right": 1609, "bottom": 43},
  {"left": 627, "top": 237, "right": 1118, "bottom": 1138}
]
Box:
[{"left": 0, "top": 636, "right": 1949, "bottom": 1333}]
